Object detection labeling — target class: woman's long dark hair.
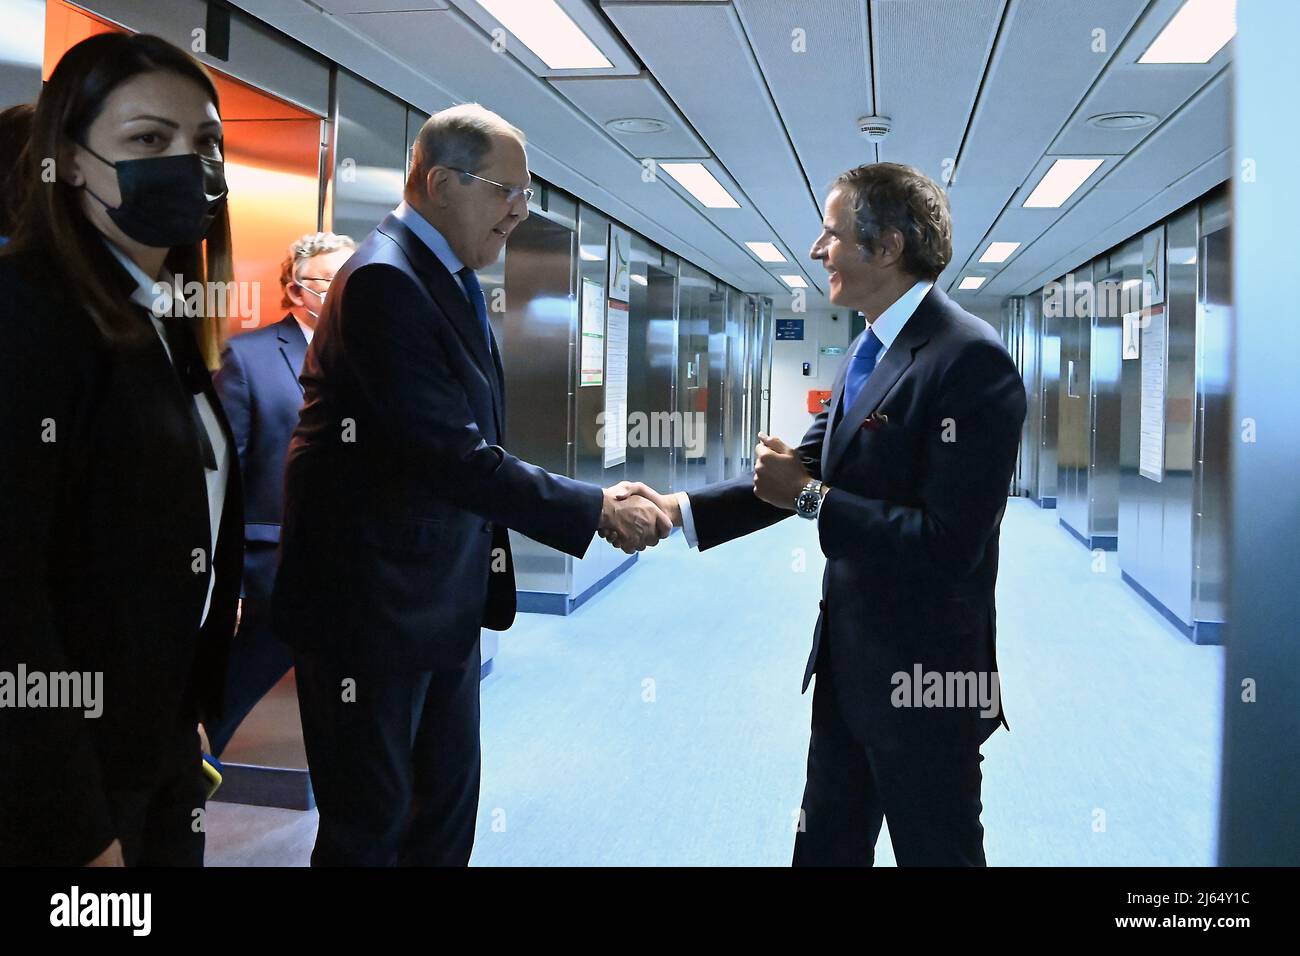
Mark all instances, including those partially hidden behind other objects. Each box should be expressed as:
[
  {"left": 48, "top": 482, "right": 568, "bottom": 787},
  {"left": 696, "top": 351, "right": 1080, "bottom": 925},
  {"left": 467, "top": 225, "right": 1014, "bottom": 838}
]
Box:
[{"left": 3, "top": 33, "right": 233, "bottom": 368}]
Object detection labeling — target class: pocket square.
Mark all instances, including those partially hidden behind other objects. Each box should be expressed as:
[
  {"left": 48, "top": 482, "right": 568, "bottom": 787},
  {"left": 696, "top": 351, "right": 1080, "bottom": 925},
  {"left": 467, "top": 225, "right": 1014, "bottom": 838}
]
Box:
[{"left": 861, "top": 410, "right": 889, "bottom": 430}]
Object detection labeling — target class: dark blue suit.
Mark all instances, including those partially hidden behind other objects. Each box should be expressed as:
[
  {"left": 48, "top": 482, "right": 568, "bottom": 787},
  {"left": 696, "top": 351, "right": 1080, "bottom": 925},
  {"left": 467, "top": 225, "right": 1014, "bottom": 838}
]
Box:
[
  {"left": 272, "top": 212, "right": 604, "bottom": 865},
  {"left": 688, "top": 285, "right": 1026, "bottom": 865},
  {"left": 208, "top": 315, "right": 308, "bottom": 755}
]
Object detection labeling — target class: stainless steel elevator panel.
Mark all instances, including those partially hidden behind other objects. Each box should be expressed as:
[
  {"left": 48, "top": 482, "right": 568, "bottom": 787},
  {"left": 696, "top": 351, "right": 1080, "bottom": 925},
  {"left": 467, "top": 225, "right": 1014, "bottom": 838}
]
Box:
[
  {"left": 571, "top": 205, "right": 631, "bottom": 598},
  {"left": 1158, "top": 210, "right": 1200, "bottom": 621},
  {"left": 627, "top": 238, "right": 678, "bottom": 496},
  {"left": 677, "top": 264, "right": 713, "bottom": 491},
  {"left": 1036, "top": 292, "right": 1060, "bottom": 505},
  {"left": 499, "top": 212, "right": 577, "bottom": 596},
  {"left": 331, "top": 71, "right": 408, "bottom": 240},
  {"left": 706, "top": 289, "right": 728, "bottom": 484},
  {"left": 723, "top": 290, "right": 746, "bottom": 478},
  {"left": 757, "top": 296, "right": 774, "bottom": 437},
  {"left": 1006, "top": 297, "right": 1036, "bottom": 497},
  {"left": 1058, "top": 263, "right": 1092, "bottom": 541},
  {"left": 1116, "top": 194, "right": 1228, "bottom": 641},
  {"left": 1194, "top": 224, "right": 1230, "bottom": 629},
  {"left": 1090, "top": 257, "right": 1123, "bottom": 548}
]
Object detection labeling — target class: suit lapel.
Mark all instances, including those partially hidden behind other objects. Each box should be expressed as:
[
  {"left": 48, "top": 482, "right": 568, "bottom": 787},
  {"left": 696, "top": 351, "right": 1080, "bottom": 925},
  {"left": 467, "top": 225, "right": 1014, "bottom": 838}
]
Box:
[
  {"left": 376, "top": 214, "right": 504, "bottom": 438},
  {"left": 276, "top": 314, "right": 307, "bottom": 395},
  {"left": 825, "top": 290, "right": 941, "bottom": 474}
]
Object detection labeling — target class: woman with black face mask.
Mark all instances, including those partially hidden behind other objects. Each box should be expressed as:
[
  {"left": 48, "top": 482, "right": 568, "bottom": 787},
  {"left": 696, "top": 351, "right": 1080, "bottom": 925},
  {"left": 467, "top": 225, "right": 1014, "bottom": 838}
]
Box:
[{"left": 0, "top": 33, "right": 243, "bottom": 866}]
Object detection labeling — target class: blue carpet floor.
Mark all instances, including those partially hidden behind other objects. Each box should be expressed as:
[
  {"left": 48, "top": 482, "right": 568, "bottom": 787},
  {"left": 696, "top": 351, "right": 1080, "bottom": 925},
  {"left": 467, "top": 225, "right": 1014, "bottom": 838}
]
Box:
[{"left": 205, "top": 497, "right": 1224, "bottom": 865}]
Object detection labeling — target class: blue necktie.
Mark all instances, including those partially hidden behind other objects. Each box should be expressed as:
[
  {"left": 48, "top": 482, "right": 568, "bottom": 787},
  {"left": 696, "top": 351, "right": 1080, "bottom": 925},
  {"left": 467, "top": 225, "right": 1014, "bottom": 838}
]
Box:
[
  {"left": 457, "top": 266, "right": 492, "bottom": 353},
  {"left": 841, "top": 327, "right": 884, "bottom": 412}
]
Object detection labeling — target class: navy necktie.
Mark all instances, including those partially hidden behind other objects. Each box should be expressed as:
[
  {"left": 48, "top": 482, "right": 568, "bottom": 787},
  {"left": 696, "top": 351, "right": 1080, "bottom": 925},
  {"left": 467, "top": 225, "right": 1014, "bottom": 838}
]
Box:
[
  {"left": 456, "top": 266, "right": 492, "bottom": 353},
  {"left": 841, "top": 327, "right": 884, "bottom": 412}
]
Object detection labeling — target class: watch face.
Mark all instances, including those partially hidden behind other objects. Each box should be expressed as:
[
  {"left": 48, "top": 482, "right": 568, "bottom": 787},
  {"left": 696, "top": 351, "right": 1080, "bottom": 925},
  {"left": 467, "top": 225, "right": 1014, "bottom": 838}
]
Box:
[{"left": 797, "top": 489, "right": 819, "bottom": 516}]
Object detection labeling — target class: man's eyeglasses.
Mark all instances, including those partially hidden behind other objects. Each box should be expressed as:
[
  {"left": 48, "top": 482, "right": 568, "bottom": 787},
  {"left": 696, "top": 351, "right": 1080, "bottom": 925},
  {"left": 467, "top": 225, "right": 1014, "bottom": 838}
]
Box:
[{"left": 449, "top": 167, "right": 535, "bottom": 205}]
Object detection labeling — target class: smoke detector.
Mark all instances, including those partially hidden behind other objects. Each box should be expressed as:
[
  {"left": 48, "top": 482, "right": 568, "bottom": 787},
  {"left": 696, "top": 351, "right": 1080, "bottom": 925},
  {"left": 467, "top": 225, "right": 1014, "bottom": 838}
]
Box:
[
  {"left": 857, "top": 115, "right": 892, "bottom": 143},
  {"left": 606, "top": 117, "right": 669, "bottom": 134},
  {"left": 1087, "top": 111, "right": 1158, "bottom": 130}
]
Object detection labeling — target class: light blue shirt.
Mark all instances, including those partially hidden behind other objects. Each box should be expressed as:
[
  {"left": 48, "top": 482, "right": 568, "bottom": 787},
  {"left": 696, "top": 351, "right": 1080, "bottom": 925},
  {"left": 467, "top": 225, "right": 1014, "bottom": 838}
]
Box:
[
  {"left": 393, "top": 200, "right": 472, "bottom": 301},
  {"left": 864, "top": 279, "right": 933, "bottom": 365}
]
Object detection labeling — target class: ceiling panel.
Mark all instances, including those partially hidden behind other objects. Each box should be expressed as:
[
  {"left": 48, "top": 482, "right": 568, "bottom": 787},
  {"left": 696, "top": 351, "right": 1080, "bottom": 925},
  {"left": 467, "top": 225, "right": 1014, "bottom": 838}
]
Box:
[
  {"left": 731, "top": 0, "right": 873, "bottom": 195},
  {"left": 602, "top": 0, "right": 829, "bottom": 298},
  {"left": 936, "top": 0, "right": 1147, "bottom": 295},
  {"left": 1051, "top": 0, "right": 1232, "bottom": 156},
  {"left": 872, "top": 0, "right": 1002, "bottom": 187},
  {"left": 316, "top": 0, "right": 449, "bottom": 12},
  {"left": 985, "top": 68, "right": 1232, "bottom": 296},
  {"left": 547, "top": 74, "right": 710, "bottom": 158}
]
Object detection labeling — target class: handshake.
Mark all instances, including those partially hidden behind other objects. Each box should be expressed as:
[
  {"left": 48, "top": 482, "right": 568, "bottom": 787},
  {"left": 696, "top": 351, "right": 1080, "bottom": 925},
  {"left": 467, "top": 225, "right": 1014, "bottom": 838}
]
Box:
[{"left": 596, "top": 481, "right": 681, "bottom": 553}]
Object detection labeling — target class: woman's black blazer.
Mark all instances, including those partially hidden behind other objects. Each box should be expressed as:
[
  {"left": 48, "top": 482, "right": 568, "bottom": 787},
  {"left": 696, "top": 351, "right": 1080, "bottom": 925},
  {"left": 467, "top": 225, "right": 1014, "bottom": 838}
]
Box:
[{"left": 0, "top": 250, "right": 243, "bottom": 864}]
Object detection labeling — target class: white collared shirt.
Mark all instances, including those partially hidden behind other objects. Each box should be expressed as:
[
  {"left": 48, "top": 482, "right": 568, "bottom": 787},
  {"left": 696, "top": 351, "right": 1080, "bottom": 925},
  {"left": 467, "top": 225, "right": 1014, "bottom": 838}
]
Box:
[
  {"left": 108, "top": 243, "right": 230, "bottom": 628},
  {"left": 295, "top": 315, "right": 315, "bottom": 345},
  {"left": 676, "top": 279, "right": 933, "bottom": 549}
]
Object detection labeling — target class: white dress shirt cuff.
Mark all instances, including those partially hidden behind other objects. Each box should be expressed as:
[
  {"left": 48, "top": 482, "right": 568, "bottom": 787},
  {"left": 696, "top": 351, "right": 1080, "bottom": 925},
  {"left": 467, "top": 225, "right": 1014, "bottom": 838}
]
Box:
[{"left": 676, "top": 492, "right": 700, "bottom": 549}]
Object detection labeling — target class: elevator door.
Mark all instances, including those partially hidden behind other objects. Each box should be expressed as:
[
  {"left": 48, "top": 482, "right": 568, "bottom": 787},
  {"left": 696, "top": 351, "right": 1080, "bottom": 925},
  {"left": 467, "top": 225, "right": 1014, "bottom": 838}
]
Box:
[
  {"left": 500, "top": 213, "right": 577, "bottom": 593},
  {"left": 678, "top": 267, "right": 711, "bottom": 490},
  {"left": 627, "top": 262, "right": 676, "bottom": 494}
]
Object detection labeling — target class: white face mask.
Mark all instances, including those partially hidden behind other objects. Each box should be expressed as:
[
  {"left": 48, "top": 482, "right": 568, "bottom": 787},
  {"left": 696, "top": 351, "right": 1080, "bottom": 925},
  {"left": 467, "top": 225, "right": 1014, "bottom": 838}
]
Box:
[{"left": 295, "top": 282, "right": 327, "bottom": 319}]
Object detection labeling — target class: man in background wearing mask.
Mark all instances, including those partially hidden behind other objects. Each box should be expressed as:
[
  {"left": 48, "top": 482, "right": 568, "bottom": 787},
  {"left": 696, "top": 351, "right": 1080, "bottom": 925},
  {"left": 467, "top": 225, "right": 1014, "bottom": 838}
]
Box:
[{"left": 208, "top": 232, "right": 355, "bottom": 759}]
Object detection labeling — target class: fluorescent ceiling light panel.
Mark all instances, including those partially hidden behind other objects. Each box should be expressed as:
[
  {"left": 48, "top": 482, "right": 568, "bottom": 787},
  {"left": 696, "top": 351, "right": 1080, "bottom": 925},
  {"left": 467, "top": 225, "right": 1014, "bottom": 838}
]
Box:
[
  {"left": 1023, "top": 158, "right": 1104, "bottom": 208},
  {"left": 979, "top": 241, "right": 1021, "bottom": 263},
  {"left": 959, "top": 277, "right": 986, "bottom": 290},
  {"left": 477, "top": 0, "right": 613, "bottom": 70},
  {"left": 745, "top": 241, "right": 786, "bottom": 263},
  {"left": 1139, "top": 0, "right": 1236, "bottom": 64},
  {"left": 780, "top": 275, "right": 808, "bottom": 289},
  {"left": 658, "top": 163, "right": 741, "bottom": 209}
]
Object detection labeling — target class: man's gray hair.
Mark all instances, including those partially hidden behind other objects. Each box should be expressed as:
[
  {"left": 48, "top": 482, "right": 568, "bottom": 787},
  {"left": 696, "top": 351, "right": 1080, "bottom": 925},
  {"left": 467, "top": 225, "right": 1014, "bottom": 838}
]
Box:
[
  {"left": 279, "top": 231, "right": 356, "bottom": 307},
  {"left": 405, "top": 103, "right": 526, "bottom": 196}
]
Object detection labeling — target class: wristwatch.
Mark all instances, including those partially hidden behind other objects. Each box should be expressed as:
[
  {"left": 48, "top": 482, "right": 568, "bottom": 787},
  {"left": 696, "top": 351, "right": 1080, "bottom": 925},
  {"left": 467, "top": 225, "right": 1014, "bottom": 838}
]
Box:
[{"left": 794, "top": 479, "right": 824, "bottom": 519}]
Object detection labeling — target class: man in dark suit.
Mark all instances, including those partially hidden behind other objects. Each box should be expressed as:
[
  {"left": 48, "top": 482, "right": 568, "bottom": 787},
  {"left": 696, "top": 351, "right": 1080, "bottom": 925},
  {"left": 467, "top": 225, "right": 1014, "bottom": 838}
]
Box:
[
  {"left": 208, "top": 231, "right": 355, "bottom": 756},
  {"left": 271, "top": 104, "right": 670, "bottom": 866},
  {"left": 620, "top": 163, "right": 1026, "bottom": 866}
]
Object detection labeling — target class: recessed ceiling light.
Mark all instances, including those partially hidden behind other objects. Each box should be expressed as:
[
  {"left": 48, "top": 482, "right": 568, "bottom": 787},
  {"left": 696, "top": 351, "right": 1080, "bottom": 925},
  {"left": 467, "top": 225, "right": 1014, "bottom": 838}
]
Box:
[
  {"left": 606, "top": 117, "right": 669, "bottom": 134},
  {"left": 959, "top": 276, "right": 986, "bottom": 290},
  {"left": 1023, "top": 158, "right": 1104, "bottom": 208},
  {"left": 745, "top": 241, "right": 786, "bottom": 263},
  {"left": 1087, "top": 111, "right": 1158, "bottom": 130},
  {"left": 1139, "top": 0, "right": 1236, "bottom": 64},
  {"left": 658, "top": 162, "right": 740, "bottom": 209},
  {"left": 979, "top": 241, "right": 1021, "bottom": 263},
  {"left": 630, "top": 274, "right": 648, "bottom": 286},
  {"left": 477, "top": 0, "right": 613, "bottom": 70},
  {"left": 780, "top": 275, "right": 808, "bottom": 289}
]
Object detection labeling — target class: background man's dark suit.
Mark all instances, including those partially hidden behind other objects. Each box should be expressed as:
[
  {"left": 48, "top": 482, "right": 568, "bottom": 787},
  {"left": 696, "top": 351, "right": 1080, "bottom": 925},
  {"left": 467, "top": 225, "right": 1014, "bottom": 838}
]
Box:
[
  {"left": 688, "top": 285, "right": 1026, "bottom": 865},
  {"left": 208, "top": 315, "right": 308, "bottom": 755},
  {"left": 272, "top": 212, "right": 604, "bottom": 865}
]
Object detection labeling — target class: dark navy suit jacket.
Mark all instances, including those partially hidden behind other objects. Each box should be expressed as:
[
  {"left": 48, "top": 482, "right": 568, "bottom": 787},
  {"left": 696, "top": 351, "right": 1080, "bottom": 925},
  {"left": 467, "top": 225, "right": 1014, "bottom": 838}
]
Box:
[
  {"left": 689, "top": 285, "right": 1026, "bottom": 747},
  {"left": 272, "top": 213, "right": 604, "bottom": 671},
  {"left": 214, "top": 314, "right": 307, "bottom": 602}
]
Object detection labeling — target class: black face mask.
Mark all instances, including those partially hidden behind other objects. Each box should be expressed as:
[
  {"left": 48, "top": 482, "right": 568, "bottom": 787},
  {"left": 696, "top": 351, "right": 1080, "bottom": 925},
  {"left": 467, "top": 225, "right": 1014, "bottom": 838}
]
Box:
[{"left": 78, "top": 142, "right": 228, "bottom": 248}]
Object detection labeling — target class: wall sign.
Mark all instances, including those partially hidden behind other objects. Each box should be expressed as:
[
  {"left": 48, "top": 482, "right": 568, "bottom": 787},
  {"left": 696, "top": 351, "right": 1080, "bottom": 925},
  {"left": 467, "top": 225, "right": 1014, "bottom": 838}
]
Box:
[{"left": 775, "top": 319, "right": 804, "bottom": 340}]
